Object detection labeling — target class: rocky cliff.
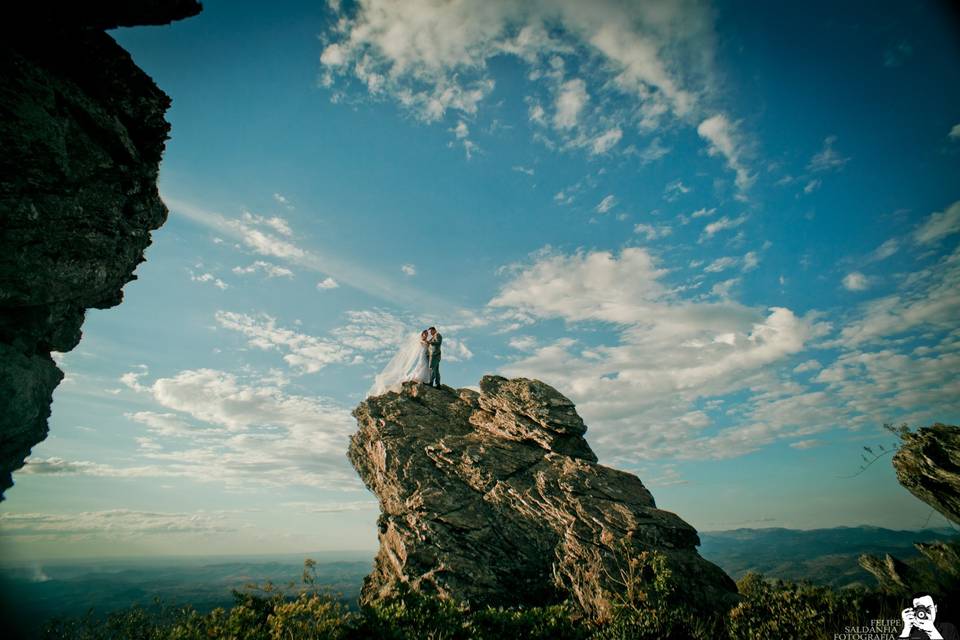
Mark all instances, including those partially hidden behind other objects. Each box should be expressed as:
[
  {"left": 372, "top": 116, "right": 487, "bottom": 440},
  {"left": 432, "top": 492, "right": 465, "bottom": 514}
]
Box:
[
  {"left": 859, "top": 423, "right": 960, "bottom": 596},
  {"left": 0, "top": 1, "right": 201, "bottom": 498},
  {"left": 349, "top": 376, "right": 738, "bottom": 619},
  {"left": 892, "top": 423, "right": 960, "bottom": 526}
]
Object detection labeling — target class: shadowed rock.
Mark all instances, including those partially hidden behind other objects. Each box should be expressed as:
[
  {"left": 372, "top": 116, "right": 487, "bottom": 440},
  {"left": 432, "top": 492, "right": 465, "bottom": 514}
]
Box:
[
  {"left": 859, "top": 424, "right": 960, "bottom": 596},
  {"left": 893, "top": 423, "right": 960, "bottom": 526},
  {"left": 349, "top": 376, "right": 738, "bottom": 620},
  {"left": 0, "top": 1, "right": 201, "bottom": 498}
]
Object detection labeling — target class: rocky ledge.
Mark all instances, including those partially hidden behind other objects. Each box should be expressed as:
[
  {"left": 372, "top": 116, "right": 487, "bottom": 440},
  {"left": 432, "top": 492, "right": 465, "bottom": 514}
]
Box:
[
  {"left": 0, "top": 1, "right": 200, "bottom": 498},
  {"left": 859, "top": 423, "right": 960, "bottom": 596},
  {"left": 893, "top": 423, "right": 960, "bottom": 526},
  {"left": 349, "top": 376, "right": 737, "bottom": 619}
]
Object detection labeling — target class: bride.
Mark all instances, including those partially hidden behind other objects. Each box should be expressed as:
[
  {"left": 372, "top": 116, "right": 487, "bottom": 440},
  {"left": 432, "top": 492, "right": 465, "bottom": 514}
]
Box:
[{"left": 368, "top": 330, "right": 431, "bottom": 396}]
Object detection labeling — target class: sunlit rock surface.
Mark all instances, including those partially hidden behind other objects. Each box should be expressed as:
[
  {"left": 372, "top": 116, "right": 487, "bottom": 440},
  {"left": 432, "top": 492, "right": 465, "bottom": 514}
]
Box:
[{"left": 349, "top": 376, "right": 737, "bottom": 619}]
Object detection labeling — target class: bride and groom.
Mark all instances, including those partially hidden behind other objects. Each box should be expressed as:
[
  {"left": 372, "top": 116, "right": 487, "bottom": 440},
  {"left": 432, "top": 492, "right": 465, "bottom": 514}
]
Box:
[{"left": 369, "top": 327, "right": 443, "bottom": 396}]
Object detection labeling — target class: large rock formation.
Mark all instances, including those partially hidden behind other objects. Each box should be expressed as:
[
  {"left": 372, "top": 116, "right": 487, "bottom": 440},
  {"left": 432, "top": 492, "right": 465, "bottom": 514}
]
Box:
[
  {"left": 859, "top": 424, "right": 960, "bottom": 596},
  {"left": 0, "top": 1, "right": 201, "bottom": 499},
  {"left": 349, "top": 376, "right": 738, "bottom": 619},
  {"left": 893, "top": 423, "right": 960, "bottom": 526}
]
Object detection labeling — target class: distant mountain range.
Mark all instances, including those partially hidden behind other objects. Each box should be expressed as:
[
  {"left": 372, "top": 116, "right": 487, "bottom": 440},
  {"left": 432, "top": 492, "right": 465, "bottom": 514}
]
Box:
[
  {"left": 0, "top": 553, "right": 372, "bottom": 638},
  {"left": 1, "top": 527, "right": 956, "bottom": 636},
  {"left": 699, "top": 525, "right": 959, "bottom": 587}
]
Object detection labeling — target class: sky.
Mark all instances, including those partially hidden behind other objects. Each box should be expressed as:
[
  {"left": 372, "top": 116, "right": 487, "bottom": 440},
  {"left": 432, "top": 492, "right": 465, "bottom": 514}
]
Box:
[{"left": 3, "top": 0, "right": 960, "bottom": 563}]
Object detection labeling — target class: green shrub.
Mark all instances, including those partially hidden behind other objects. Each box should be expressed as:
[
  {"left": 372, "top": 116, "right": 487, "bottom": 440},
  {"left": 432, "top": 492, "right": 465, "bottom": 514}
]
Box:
[{"left": 40, "top": 556, "right": 911, "bottom": 640}]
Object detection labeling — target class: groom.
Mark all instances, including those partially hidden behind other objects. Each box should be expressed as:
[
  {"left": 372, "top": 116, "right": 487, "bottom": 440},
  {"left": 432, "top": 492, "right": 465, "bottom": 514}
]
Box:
[{"left": 426, "top": 326, "right": 442, "bottom": 388}]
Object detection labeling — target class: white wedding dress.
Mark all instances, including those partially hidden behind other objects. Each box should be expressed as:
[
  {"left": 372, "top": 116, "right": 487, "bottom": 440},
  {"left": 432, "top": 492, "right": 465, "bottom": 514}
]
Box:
[{"left": 368, "top": 332, "right": 431, "bottom": 397}]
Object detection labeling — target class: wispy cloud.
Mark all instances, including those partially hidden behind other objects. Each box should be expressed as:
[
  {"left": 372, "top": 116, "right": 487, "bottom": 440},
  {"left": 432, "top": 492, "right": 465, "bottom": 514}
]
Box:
[
  {"left": 165, "top": 196, "right": 449, "bottom": 311},
  {"left": 113, "top": 367, "right": 361, "bottom": 491},
  {"left": 697, "top": 114, "right": 754, "bottom": 192},
  {"left": 232, "top": 261, "right": 294, "bottom": 279},
  {"left": 318, "top": 0, "right": 715, "bottom": 154},
  {"left": 842, "top": 271, "right": 870, "bottom": 291},
  {"left": 699, "top": 214, "right": 747, "bottom": 242},
  {"left": 317, "top": 277, "right": 339, "bottom": 290},
  {"left": 913, "top": 200, "right": 960, "bottom": 245},
  {"left": 0, "top": 509, "right": 235, "bottom": 540},
  {"left": 489, "top": 247, "right": 830, "bottom": 461},
  {"left": 595, "top": 194, "right": 618, "bottom": 214},
  {"left": 807, "top": 135, "right": 850, "bottom": 172},
  {"left": 633, "top": 223, "right": 672, "bottom": 240},
  {"left": 272, "top": 193, "right": 294, "bottom": 210},
  {"left": 189, "top": 270, "right": 229, "bottom": 290}
]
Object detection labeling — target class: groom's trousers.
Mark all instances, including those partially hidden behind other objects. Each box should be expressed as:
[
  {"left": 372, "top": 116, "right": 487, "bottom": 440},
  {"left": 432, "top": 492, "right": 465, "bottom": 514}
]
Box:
[{"left": 429, "top": 355, "right": 441, "bottom": 387}]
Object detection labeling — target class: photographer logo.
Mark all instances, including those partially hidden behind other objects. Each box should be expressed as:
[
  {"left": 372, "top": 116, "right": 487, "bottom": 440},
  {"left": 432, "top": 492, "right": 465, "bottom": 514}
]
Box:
[
  {"left": 833, "top": 595, "right": 956, "bottom": 640},
  {"left": 899, "top": 595, "right": 957, "bottom": 640}
]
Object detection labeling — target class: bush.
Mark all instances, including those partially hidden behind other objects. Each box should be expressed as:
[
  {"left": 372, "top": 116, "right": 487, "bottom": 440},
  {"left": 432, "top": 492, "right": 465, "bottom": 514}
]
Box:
[{"left": 40, "top": 556, "right": 909, "bottom": 640}]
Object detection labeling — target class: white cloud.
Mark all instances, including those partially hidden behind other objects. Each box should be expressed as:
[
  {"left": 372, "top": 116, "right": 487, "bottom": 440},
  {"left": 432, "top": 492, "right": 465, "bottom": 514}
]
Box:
[
  {"left": 637, "top": 137, "right": 670, "bottom": 164},
  {"left": 449, "top": 120, "right": 478, "bottom": 158},
  {"left": 109, "top": 368, "right": 360, "bottom": 491},
  {"left": 590, "top": 127, "right": 622, "bottom": 155},
  {"left": 595, "top": 194, "right": 618, "bottom": 214},
  {"left": 807, "top": 135, "right": 850, "bottom": 172},
  {"left": 317, "top": 277, "right": 340, "bottom": 290},
  {"left": 868, "top": 238, "right": 899, "bottom": 262},
  {"left": 691, "top": 207, "right": 716, "bottom": 219},
  {"left": 913, "top": 200, "right": 960, "bottom": 245},
  {"left": 803, "top": 179, "right": 821, "bottom": 194},
  {"left": 319, "top": 0, "right": 714, "bottom": 151},
  {"left": 529, "top": 103, "right": 547, "bottom": 126},
  {"left": 489, "top": 247, "right": 830, "bottom": 461},
  {"left": 697, "top": 114, "right": 753, "bottom": 192},
  {"left": 837, "top": 245, "right": 960, "bottom": 347},
  {"left": 789, "top": 439, "right": 823, "bottom": 450},
  {"left": 444, "top": 337, "right": 474, "bottom": 362},
  {"left": 272, "top": 193, "right": 294, "bottom": 210},
  {"left": 401, "top": 263, "right": 417, "bottom": 276},
  {"left": 201, "top": 211, "right": 302, "bottom": 260},
  {"left": 19, "top": 457, "right": 160, "bottom": 478},
  {"left": 166, "top": 197, "right": 451, "bottom": 310},
  {"left": 189, "top": 271, "right": 228, "bottom": 290},
  {"left": 512, "top": 165, "right": 535, "bottom": 176},
  {"left": 554, "top": 78, "right": 589, "bottom": 129},
  {"left": 792, "top": 359, "right": 822, "bottom": 374},
  {"left": 949, "top": 124, "right": 960, "bottom": 140},
  {"left": 242, "top": 210, "right": 293, "bottom": 237},
  {"left": 279, "top": 501, "right": 378, "bottom": 514},
  {"left": 633, "top": 223, "right": 672, "bottom": 240},
  {"left": 215, "top": 311, "right": 352, "bottom": 373},
  {"left": 842, "top": 272, "right": 870, "bottom": 291},
  {"left": 700, "top": 214, "right": 747, "bottom": 242},
  {"left": 663, "top": 179, "right": 690, "bottom": 201},
  {"left": 0, "top": 509, "right": 233, "bottom": 540},
  {"left": 710, "top": 277, "right": 739, "bottom": 298},
  {"left": 232, "top": 261, "right": 294, "bottom": 279},
  {"left": 704, "top": 256, "right": 738, "bottom": 273},
  {"left": 336, "top": 309, "right": 411, "bottom": 354}
]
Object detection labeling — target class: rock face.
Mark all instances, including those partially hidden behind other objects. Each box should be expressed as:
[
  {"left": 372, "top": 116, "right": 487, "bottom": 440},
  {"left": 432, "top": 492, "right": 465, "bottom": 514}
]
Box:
[
  {"left": 859, "top": 424, "right": 960, "bottom": 596},
  {"left": 349, "top": 376, "right": 738, "bottom": 619},
  {"left": 892, "top": 423, "right": 960, "bottom": 526},
  {"left": 0, "top": 1, "right": 201, "bottom": 499}
]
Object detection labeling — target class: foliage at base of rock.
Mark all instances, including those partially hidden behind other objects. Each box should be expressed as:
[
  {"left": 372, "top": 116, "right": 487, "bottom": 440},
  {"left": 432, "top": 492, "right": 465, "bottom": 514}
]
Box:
[{"left": 39, "top": 556, "right": 920, "bottom": 640}]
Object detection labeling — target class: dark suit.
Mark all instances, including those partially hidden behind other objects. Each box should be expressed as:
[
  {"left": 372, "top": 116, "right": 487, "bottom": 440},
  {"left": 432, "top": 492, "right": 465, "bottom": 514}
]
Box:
[{"left": 427, "top": 332, "right": 442, "bottom": 387}]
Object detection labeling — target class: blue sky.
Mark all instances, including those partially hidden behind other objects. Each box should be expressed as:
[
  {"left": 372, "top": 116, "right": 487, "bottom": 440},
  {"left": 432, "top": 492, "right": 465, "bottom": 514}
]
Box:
[{"left": 3, "top": 0, "right": 960, "bottom": 561}]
